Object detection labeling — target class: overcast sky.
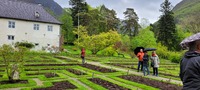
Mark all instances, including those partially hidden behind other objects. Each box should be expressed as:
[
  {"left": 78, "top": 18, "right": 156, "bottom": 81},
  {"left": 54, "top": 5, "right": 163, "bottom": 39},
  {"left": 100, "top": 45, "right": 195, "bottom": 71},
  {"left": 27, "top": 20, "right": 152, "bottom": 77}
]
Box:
[{"left": 54, "top": 0, "right": 182, "bottom": 23}]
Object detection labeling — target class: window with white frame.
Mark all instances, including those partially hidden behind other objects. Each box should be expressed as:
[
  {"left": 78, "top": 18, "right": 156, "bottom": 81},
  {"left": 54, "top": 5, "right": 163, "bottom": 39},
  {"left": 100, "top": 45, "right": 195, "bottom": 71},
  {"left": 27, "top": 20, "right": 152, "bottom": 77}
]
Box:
[
  {"left": 8, "top": 35, "right": 15, "bottom": 40},
  {"left": 34, "top": 24, "right": 39, "bottom": 30},
  {"left": 48, "top": 25, "right": 53, "bottom": 32},
  {"left": 8, "top": 21, "right": 15, "bottom": 28}
]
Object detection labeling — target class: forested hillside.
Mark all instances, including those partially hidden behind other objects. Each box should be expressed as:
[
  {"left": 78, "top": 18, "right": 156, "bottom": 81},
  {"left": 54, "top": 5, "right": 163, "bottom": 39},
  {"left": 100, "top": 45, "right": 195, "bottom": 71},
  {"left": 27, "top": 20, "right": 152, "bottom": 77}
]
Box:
[{"left": 173, "top": 0, "right": 200, "bottom": 23}]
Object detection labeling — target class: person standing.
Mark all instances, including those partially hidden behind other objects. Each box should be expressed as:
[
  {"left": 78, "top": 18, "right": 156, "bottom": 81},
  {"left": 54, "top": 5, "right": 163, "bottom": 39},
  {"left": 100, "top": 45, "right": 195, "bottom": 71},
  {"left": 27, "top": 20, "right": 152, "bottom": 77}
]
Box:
[
  {"left": 81, "top": 48, "right": 85, "bottom": 64},
  {"left": 150, "top": 51, "right": 159, "bottom": 76},
  {"left": 180, "top": 35, "right": 200, "bottom": 89},
  {"left": 137, "top": 49, "right": 144, "bottom": 72},
  {"left": 143, "top": 51, "right": 150, "bottom": 76}
]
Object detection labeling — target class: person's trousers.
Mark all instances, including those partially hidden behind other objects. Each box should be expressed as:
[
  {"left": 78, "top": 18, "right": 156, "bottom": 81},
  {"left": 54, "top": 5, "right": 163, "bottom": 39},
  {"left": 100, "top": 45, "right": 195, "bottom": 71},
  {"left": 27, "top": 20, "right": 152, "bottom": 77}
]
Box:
[
  {"left": 153, "top": 67, "right": 158, "bottom": 76},
  {"left": 137, "top": 61, "right": 143, "bottom": 72},
  {"left": 143, "top": 65, "right": 150, "bottom": 76},
  {"left": 82, "top": 57, "right": 85, "bottom": 64}
]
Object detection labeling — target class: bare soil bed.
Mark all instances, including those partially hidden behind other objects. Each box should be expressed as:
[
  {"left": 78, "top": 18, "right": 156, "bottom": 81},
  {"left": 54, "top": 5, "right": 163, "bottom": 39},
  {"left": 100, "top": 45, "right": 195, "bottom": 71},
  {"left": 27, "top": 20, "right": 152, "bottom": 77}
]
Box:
[
  {"left": 26, "top": 73, "right": 46, "bottom": 76},
  {"left": 34, "top": 81, "right": 77, "bottom": 90},
  {"left": 45, "top": 73, "right": 59, "bottom": 78},
  {"left": 26, "top": 73, "right": 59, "bottom": 78},
  {"left": 80, "top": 64, "right": 117, "bottom": 73},
  {"left": 0, "top": 65, "right": 6, "bottom": 67},
  {"left": 89, "top": 78, "right": 130, "bottom": 90},
  {"left": 0, "top": 70, "right": 4, "bottom": 72},
  {"left": 0, "top": 80, "right": 28, "bottom": 85},
  {"left": 120, "top": 75, "right": 182, "bottom": 90},
  {"left": 66, "top": 69, "right": 86, "bottom": 75},
  {"left": 25, "top": 68, "right": 64, "bottom": 71}
]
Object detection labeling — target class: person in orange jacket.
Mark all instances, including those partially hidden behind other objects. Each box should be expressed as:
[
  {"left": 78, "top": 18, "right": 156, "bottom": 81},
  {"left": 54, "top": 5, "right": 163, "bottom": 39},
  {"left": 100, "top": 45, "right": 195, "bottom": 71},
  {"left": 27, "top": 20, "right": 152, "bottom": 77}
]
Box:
[{"left": 137, "top": 49, "right": 144, "bottom": 72}]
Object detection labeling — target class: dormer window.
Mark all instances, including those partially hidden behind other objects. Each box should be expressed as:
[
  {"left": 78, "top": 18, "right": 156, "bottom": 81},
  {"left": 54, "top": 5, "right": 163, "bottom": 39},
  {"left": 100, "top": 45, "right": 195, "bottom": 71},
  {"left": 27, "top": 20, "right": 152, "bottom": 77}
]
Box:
[{"left": 35, "top": 12, "right": 40, "bottom": 18}]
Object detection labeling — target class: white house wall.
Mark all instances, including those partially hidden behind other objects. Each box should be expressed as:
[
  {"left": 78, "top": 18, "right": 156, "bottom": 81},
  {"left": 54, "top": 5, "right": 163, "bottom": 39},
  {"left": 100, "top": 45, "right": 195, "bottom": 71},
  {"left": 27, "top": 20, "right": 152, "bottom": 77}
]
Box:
[{"left": 0, "top": 18, "right": 60, "bottom": 50}]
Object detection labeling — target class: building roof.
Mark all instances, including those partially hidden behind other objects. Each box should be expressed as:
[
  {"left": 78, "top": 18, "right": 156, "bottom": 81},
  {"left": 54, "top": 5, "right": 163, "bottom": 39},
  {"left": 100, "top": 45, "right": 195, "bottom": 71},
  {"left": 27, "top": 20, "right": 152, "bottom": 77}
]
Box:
[{"left": 0, "top": 0, "right": 61, "bottom": 25}]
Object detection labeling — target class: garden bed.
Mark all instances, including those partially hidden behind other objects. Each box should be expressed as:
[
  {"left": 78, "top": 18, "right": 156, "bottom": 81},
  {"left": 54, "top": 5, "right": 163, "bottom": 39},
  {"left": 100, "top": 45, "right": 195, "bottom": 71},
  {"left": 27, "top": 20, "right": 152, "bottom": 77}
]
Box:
[
  {"left": 44, "top": 73, "right": 59, "bottom": 78},
  {"left": 26, "top": 73, "right": 46, "bottom": 76},
  {"left": 25, "top": 68, "right": 64, "bottom": 71},
  {"left": 34, "top": 81, "right": 77, "bottom": 90},
  {"left": 80, "top": 64, "right": 117, "bottom": 73},
  {"left": 24, "top": 64, "right": 78, "bottom": 66},
  {"left": 26, "top": 60, "right": 55, "bottom": 62},
  {"left": 0, "top": 70, "right": 4, "bottom": 72},
  {"left": 120, "top": 75, "right": 182, "bottom": 90},
  {"left": 66, "top": 69, "right": 86, "bottom": 75},
  {"left": 0, "top": 80, "right": 28, "bottom": 85},
  {"left": 0, "top": 65, "right": 6, "bottom": 67},
  {"left": 89, "top": 78, "right": 130, "bottom": 90}
]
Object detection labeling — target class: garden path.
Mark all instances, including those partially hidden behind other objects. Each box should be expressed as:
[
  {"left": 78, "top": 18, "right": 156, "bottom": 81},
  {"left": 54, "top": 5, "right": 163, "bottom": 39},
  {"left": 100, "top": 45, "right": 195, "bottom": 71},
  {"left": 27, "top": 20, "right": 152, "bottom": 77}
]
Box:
[
  {"left": 61, "top": 56, "right": 183, "bottom": 86},
  {"left": 33, "top": 78, "right": 43, "bottom": 86},
  {"left": 1, "top": 78, "right": 43, "bottom": 90}
]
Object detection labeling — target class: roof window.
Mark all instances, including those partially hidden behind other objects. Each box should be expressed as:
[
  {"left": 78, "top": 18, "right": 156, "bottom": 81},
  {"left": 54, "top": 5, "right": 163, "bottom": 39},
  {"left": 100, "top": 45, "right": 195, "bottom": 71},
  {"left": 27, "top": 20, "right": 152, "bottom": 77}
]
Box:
[{"left": 35, "top": 12, "right": 40, "bottom": 18}]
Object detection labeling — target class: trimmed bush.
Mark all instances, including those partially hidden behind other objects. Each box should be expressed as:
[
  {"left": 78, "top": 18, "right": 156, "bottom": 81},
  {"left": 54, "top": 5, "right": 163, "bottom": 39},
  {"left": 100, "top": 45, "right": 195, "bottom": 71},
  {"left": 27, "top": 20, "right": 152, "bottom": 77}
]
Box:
[
  {"left": 97, "top": 46, "right": 117, "bottom": 56},
  {"left": 15, "top": 41, "right": 34, "bottom": 49}
]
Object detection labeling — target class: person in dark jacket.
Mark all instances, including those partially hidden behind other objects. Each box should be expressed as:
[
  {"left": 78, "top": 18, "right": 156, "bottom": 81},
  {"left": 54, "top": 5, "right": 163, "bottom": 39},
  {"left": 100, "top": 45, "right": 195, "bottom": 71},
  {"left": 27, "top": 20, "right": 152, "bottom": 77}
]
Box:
[
  {"left": 143, "top": 51, "right": 150, "bottom": 76},
  {"left": 180, "top": 40, "right": 200, "bottom": 90}
]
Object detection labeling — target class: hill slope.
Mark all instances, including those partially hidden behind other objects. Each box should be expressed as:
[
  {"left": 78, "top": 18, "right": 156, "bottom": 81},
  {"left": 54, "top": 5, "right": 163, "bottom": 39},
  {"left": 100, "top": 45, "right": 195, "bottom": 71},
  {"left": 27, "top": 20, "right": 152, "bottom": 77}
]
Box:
[{"left": 173, "top": 0, "right": 200, "bottom": 23}]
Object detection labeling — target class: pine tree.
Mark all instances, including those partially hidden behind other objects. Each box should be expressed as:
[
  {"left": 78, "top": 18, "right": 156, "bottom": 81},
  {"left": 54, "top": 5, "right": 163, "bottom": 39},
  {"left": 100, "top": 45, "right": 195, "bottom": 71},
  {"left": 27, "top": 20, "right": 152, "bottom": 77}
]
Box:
[
  {"left": 69, "top": 0, "right": 88, "bottom": 26},
  {"left": 121, "top": 8, "right": 139, "bottom": 38},
  {"left": 158, "top": 0, "right": 177, "bottom": 50}
]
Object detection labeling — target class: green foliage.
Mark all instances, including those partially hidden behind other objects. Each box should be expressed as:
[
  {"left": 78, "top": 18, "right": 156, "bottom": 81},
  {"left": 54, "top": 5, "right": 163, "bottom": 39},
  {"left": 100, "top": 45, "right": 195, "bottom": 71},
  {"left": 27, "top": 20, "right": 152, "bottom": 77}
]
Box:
[
  {"left": 97, "top": 46, "right": 117, "bottom": 56},
  {"left": 131, "top": 27, "right": 157, "bottom": 50},
  {"left": 156, "top": 43, "right": 169, "bottom": 59},
  {"left": 74, "top": 26, "right": 121, "bottom": 54},
  {"left": 60, "top": 10, "right": 74, "bottom": 44},
  {"left": 100, "top": 5, "right": 120, "bottom": 31},
  {"left": 121, "top": 8, "right": 139, "bottom": 37},
  {"left": 174, "top": 27, "right": 193, "bottom": 51},
  {"left": 158, "top": 0, "right": 177, "bottom": 51},
  {"left": 0, "top": 44, "right": 28, "bottom": 81},
  {"left": 69, "top": 0, "right": 89, "bottom": 26},
  {"left": 168, "top": 51, "right": 182, "bottom": 63},
  {"left": 173, "top": 0, "right": 200, "bottom": 24},
  {"left": 75, "top": 5, "right": 119, "bottom": 35},
  {"left": 15, "top": 41, "right": 34, "bottom": 49},
  {"left": 78, "top": 8, "right": 107, "bottom": 35},
  {"left": 180, "top": 12, "right": 200, "bottom": 33},
  {"left": 156, "top": 43, "right": 183, "bottom": 63}
]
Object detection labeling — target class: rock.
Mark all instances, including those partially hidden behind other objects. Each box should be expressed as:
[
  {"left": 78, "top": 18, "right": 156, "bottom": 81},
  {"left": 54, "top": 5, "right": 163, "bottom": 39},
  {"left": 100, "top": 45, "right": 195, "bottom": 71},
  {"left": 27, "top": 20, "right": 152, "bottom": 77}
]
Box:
[{"left": 11, "top": 64, "right": 19, "bottom": 80}]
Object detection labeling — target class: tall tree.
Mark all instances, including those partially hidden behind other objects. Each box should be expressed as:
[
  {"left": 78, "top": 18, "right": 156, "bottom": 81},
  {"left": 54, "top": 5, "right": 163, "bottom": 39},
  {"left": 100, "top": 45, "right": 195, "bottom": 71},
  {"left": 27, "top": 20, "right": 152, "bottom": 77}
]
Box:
[
  {"left": 158, "top": 0, "right": 177, "bottom": 50},
  {"left": 69, "top": 0, "right": 88, "bottom": 26},
  {"left": 100, "top": 5, "right": 120, "bottom": 31},
  {"left": 59, "top": 10, "right": 74, "bottom": 44},
  {"left": 121, "top": 8, "right": 139, "bottom": 38}
]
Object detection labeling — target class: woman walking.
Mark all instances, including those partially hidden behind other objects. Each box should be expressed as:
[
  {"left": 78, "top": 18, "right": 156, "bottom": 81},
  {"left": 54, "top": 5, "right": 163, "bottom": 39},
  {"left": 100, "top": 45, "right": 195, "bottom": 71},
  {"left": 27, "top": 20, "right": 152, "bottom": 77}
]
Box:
[{"left": 150, "top": 51, "right": 160, "bottom": 76}]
